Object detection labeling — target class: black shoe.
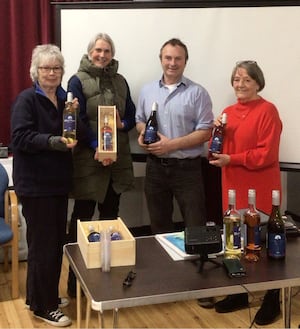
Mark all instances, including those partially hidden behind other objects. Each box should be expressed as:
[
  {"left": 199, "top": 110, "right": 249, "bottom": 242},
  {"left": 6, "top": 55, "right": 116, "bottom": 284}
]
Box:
[
  {"left": 34, "top": 309, "right": 72, "bottom": 327},
  {"left": 214, "top": 293, "right": 248, "bottom": 313},
  {"left": 254, "top": 289, "right": 280, "bottom": 325},
  {"left": 197, "top": 297, "right": 215, "bottom": 309}
]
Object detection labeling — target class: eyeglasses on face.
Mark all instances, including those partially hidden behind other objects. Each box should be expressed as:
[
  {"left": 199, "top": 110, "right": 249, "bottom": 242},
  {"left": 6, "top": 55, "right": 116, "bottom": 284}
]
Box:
[
  {"left": 38, "top": 66, "right": 62, "bottom": 73},
  {"left": 236, "top": 60, "right": 257, "bottom": 66}
]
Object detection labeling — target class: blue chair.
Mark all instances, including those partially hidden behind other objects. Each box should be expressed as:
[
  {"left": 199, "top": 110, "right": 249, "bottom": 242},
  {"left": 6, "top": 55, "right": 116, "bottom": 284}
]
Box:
[{"left": 0, "top": 163, "right": 19, "bottom": 298}]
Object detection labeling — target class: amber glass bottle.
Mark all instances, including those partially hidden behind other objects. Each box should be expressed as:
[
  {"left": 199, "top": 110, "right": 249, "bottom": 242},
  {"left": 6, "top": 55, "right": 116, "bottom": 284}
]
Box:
[
  {"left": 102, "top": 115, "right": 113, "bottom": 151},
  {"left": 244, "top": 189, "right": 261, "bottom": 262}
]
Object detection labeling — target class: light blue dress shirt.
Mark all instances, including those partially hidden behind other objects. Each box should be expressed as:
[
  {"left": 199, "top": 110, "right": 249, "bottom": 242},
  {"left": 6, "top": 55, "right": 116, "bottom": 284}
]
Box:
[{"left": 136, "top": 76, "right": 214, "bottom": 159}]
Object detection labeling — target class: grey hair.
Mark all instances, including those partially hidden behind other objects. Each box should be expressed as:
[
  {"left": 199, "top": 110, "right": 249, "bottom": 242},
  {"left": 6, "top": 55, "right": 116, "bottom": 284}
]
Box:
[
  {"left": 231, "top": 61, "right": 265, "bottom": 92},
  {"left": 29, "top": 44, "right": 65, "bottom": 82},
  {"left": 87, "top": 33, "right": 115, "bottom": 59}
]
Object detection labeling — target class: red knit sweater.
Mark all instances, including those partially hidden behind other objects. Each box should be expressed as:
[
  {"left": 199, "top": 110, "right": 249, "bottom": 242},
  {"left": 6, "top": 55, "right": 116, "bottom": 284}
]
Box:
[{"left": 221, "top": 97, "right": 282, "bottom": 214}]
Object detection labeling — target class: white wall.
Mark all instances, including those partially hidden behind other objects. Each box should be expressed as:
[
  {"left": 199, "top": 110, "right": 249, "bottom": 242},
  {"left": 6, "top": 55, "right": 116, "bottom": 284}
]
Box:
[{"left": 58, "top": 4, "right": 300, "bottom": 164}]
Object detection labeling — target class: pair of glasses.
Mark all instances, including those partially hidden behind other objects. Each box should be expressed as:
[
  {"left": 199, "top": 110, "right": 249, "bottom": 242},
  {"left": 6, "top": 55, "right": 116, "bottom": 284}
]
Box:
[
  {"left": 236, "top": 60, "right": 257, "bottom": 65},
  {"left": 38, "top": 66, "right": 62, "bottom": 73},
  {"left": 123, "top": 270, "right": 136, "bottom": 287}
]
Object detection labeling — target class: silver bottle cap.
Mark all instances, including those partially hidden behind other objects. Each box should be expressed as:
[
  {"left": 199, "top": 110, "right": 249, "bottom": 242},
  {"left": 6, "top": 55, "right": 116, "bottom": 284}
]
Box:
[
  {"left": 272, "top": 190, "right": 280, "bottom": 206},
  {"left": 221, "top": 113, "right": 227, "bottom": 124},
  {"left": 228, "top": 189, "right": 236, "bottom": 204},
  {"left": 67, "top": 92, "right": 73, "bottom": 103},
  {"left": 152, "top": 102, "right": 158, "bottom": 112}
]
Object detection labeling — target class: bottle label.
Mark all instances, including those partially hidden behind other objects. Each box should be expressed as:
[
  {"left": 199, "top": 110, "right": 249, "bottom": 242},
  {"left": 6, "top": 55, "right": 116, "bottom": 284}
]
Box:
[
  {"left": 144, "top": 127, "right": 158, "bottom": 144},
  {"left": 111, "top": 231, "right": 122, "bottom": 240},
  {"left": 63, "top": 114, "right": 76, "bottom": 132},
  {"left": 233, "top": 225, "right": 241, "bottom": 249},
  {"left": 268, "top": 232, "right": 286, "bottom": 258},
  {"left": 209, "top": 136, "right": 223, "bottom": 153},
  {"left": 254, "top": 225, "right": 261, "bottom": 246},
  {"left": 244, "top": 224, "right": 261, "bottom": 248},
  {"left": 103, "top": 131, "right": 113, "bottom": 151},
  {"left": 87, "top": 232, "right": 101, "bottom": 242}
]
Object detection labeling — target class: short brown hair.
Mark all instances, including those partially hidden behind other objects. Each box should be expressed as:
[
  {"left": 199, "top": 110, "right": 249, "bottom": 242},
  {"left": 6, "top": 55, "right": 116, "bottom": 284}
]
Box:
[{"left": 159, "top": 38, "right": 189, "bottom": 63}]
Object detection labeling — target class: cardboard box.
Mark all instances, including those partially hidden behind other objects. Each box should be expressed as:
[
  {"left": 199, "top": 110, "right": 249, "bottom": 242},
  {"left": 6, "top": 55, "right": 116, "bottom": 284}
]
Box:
[
  {"left": 98, "top": 105, "right": 117, "bottom": 162},
  {"left": 77, "top": 217, "right": 136, "bottom": 269}
]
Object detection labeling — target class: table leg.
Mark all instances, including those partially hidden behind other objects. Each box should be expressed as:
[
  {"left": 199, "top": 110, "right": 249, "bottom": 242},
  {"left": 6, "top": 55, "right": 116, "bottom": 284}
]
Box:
[
  {"left": 85, "top": 299, "right": 91, "bottom": 328},
  {"left": 98, "top": 311, "right": 104, "bottom": 328},
  {"left": 97, "top": 308, "right": 118, "bottom": 328},
  {"left": 76, "top": 279, "right": 81, "bottom": 328},
  {"left": 282, "top": 287, "right": 292, "bottom": 328},
  {"left": 112, "top": 308, "right": 119, "bottom": 328}
]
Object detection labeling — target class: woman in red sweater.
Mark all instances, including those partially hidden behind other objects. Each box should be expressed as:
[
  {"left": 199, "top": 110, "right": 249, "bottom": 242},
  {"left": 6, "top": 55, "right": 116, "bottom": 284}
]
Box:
[
  {"left": 209, "top": 61, "right": 282, "bottom": 325},
  {"left": 213, "top": 62, "right": 282, "bottom": 213}
]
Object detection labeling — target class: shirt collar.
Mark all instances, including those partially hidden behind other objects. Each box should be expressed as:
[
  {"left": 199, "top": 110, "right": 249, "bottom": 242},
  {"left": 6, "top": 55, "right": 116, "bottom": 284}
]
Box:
[
  {"left": 159, "top": 75, "right": 187, "bottom": 88},
  {"left": 34, "top": 82, "right": 66, "bottom": 100}
]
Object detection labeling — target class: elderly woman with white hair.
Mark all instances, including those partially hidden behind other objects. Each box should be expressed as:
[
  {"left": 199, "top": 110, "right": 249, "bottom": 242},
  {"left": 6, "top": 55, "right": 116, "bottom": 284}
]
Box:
[{"left": 11, "top": 44, "right": 78, "bottom": 327}]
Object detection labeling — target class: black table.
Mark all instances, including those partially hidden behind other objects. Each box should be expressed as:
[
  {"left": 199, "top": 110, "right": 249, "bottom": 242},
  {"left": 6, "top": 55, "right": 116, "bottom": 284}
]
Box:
[{"left": 64, "top": 236, "right": 300, "bottom": 328}]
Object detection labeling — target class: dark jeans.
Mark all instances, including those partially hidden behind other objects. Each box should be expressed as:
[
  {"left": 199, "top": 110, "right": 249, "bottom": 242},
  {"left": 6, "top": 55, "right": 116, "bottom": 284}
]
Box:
[
  {"left": 20, "top": 195, "right": 68, "bottom": 312},
  {"left": 67, "top": 181, "right": 120, "bottom": 293},
  {"left": 145, "top": 155, "right": 207, "bottom": 234}
]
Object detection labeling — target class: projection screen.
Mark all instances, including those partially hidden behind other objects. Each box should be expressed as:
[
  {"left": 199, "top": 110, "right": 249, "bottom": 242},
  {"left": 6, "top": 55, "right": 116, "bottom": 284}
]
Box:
[{"left": 55, "top": 1, "right": 300, "bottom": 168}]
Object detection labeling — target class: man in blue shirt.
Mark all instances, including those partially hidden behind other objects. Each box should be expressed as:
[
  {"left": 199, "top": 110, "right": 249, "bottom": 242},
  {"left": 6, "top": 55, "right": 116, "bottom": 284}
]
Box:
[{"left": 136, "top": 38, "right": 214, "bottom": 234}]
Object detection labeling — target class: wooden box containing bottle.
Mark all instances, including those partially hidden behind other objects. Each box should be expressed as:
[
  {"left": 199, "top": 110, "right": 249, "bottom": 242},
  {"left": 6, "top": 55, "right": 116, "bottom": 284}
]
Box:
[
  {"left": 97, "top": 105, "right": 117, "bottom": 162},
  {"left": 77, "top": 217, "right": 136, "bottom": 269}
]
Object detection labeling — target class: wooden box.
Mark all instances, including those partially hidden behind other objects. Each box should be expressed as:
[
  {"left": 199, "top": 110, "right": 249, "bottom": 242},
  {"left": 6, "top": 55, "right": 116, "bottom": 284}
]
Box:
[
  {"left": 98, "top": 105, "right": 117, "bottom": 162},
  {"left": 77, "top": 217, "right": 136, "bottom": 269}
]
